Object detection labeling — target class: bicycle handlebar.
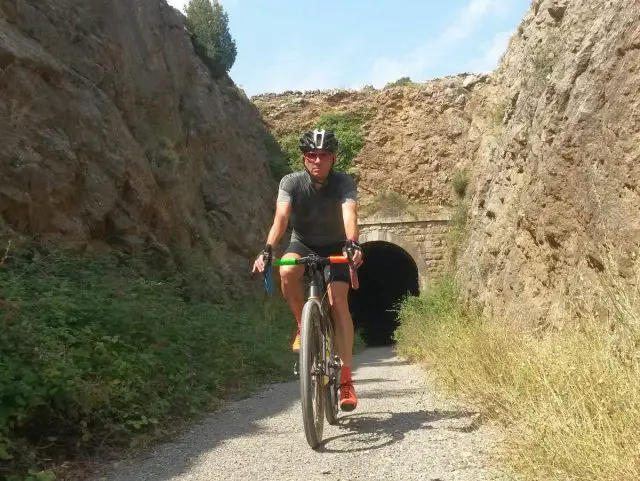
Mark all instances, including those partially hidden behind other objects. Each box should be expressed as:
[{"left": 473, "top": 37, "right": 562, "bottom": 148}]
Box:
[
  {"left": 272, "top": 255, "right": 351, "bottom": 266},
  {"left": 263, "top": 254, "right": 359, "bottom": 294}
]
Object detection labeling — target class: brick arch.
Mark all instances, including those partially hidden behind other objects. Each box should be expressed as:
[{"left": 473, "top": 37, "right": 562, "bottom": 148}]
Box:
[{"left": 359, "top": 228, "right": 429, "bottom": 292}]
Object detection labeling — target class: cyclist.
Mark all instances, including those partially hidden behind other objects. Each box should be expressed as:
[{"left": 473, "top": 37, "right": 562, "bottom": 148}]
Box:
[{"left": 252, "top": 129, "right": 363, "bottom": 412}]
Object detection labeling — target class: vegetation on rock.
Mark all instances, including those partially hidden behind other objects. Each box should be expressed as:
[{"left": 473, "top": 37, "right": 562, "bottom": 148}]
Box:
[
  {"left": 185, "top": 0, "right": 237, "bottom": 76},
  {"left": 277, "top": 110, "right": 369, "bottom": 176}
]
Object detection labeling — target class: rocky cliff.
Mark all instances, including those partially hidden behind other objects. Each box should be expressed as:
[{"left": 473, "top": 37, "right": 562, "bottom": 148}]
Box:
[
  {"left": 253, "top": 76, "right": 484, "bottom": 215},
  {"left": 253, "top": 0, "right": 640, "bottom": 324},
  {"left": 0, "top": 0, "right": 276, "bottom": 296},
  {"left": 460, "top": 0, "right": 640, "bottom": 324}
]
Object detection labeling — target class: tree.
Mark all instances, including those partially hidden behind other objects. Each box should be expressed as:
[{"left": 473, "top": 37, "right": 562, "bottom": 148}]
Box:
[{"left": 185, "top": 0, "right": 237, "bottom": 75}]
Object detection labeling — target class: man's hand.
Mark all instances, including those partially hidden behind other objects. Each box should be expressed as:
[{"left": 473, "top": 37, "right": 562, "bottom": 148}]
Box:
[
  {"left": 344, "top": 240, "right": 364, "bottom": 268},
  {"left": 252, "top": 244, "right": 273, "bottom": 273}
]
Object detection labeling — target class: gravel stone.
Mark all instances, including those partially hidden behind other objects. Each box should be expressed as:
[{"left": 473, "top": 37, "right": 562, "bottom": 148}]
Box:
[{"left": 93, "top": 347, "right": 515, "bottom": 481}]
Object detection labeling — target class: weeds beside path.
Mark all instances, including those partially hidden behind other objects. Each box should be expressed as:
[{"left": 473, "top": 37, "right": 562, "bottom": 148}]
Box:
[{"left": 396, "top": 277, "right": 640, "bottom": 481}]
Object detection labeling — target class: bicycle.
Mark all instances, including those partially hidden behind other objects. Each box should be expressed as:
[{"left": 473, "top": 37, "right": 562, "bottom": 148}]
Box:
[{"left": 263, "top": 252, "right": 359, "bottom": 448}]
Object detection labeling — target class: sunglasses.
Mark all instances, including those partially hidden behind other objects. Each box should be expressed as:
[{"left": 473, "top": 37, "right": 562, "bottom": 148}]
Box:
[{"left": 303, "top": 151, "right": 334, "bottom": 161}]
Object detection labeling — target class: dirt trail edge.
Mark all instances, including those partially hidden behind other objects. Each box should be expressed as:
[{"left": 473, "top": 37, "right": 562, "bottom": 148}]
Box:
[{"left": 93, "top": 347, "right": 513, "bottom": 481}]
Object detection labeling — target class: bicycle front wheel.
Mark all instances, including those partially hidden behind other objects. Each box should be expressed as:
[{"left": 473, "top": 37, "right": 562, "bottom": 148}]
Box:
[
  {"left": 324, "top": 319, "right": 340, "bottom": 426},
  {"left": 300, "top": 300, "right": 325, "bottom": 448}
]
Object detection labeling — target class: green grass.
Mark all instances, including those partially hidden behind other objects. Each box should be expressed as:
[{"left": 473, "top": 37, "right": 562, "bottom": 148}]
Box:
[
  {"left": 0, "top": 248, "right": 295, "bottom": 479},
  {"left": 396, "top": 275, "right": 640, "bottom": 481}
]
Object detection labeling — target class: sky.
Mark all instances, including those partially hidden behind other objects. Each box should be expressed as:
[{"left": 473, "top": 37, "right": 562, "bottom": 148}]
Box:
[{"left": 166, "top": 0, "right": 532, "bottom": 96}]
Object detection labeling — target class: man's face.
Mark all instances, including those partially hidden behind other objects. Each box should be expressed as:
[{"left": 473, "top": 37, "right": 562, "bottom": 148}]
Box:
[{"left": 303, "top": 150, "right": 335, "bottom": 180}]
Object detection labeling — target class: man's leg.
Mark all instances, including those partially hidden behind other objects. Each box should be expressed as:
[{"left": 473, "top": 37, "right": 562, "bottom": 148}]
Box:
[
  {"left": 328, "top": 281, "right": 358, "bottom": 411},
  {"left": 279, "top": 252, "right": 304, "bottom": 351},
  {"left": 328, "top": 281, "right": 354, "bottom": 367}
]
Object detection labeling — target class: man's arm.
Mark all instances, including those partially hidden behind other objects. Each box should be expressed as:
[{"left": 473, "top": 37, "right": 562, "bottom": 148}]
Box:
[
  {"left": 341, "top": 175, "right": 363, "bottom": 268},
  {"left": 342, "top": 201, "right": 359, "bottom": 242},
  {"left": 252, "top": 200, "right": 290, "bottom": 273},
  {"left": 341, "top": 175, "right": 359, "bottom": 241},
  {"left": 266, "top": 201, "right": 291, "bottom": 247}
]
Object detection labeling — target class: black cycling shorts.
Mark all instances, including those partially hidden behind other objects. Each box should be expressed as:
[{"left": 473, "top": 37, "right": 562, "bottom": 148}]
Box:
[{"left": 284, "top": 240, "right": 350, "bottom": 284}]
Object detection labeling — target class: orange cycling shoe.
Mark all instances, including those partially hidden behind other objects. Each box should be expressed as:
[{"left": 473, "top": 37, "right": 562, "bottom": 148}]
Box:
[{"left": 339, "top": 366, "right": 357, "bottom": 411}]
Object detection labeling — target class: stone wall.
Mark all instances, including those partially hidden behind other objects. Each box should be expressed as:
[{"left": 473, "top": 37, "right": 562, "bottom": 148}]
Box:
[{"left": 359, "top": 215, "right": 451, "bottom": 291}]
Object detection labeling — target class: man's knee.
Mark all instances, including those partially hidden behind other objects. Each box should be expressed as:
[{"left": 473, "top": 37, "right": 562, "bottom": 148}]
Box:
[
  {"left": 279, "top": 255, "right": 303, "bottom": 288},
  {"left": 280, "top": 265, "right": 303, "bottom": 282},
  {"left": 328, "top": 282, "right": 350, "bottom": 309}
]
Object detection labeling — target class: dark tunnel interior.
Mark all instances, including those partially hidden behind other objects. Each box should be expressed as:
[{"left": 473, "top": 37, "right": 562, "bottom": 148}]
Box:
[{"left": 348, "top": 241, "right": 420, "bottom": 346}]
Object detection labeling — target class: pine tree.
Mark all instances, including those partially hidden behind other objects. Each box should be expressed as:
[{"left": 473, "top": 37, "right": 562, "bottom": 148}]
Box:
[{"left": 185, "top": 0, "right": 237, "bottom": 75}]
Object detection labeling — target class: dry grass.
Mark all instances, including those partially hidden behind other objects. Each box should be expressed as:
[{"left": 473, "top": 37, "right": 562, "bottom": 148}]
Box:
[
  {"left": 396, "top": 264, "right": 640, "bottom": 481},
  {"left": 360, "top": 190, "right": 408, "bottom": 218}
]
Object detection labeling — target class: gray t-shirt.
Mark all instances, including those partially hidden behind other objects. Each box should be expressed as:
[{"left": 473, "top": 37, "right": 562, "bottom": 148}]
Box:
[{"left": 277, "top": 171, "right": 357, "bottom": 246}]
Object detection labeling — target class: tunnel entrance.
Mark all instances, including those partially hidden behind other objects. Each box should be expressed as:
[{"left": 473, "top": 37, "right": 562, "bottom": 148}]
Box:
[{"left": 348, "top": 241, "right": 420, "bottom": 346}]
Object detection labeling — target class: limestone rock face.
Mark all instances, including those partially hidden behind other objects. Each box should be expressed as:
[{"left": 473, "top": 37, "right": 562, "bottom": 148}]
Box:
[
  {"left": 0, "top": 0, "right": 276, "bottom": 295},
  {"left": 458, "top": 0, "right": 640, "bottom": 324},
  {"left": 253, "top": 75, "right": 486, "bottom": 213},
  {"left": 254, "top": 0, "right": 640, "bottom": 323}
]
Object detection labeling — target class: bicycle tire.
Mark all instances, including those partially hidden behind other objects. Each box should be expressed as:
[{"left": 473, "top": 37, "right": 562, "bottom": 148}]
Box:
[
  {"left": 324, "top": 369, "right": 339, "bottom": 425},
  {"left": 323, "top": 320, "right": 340, "bottom": 425},
  {"left": 300, "top": 300, "right": 324, "bottom": 448}
]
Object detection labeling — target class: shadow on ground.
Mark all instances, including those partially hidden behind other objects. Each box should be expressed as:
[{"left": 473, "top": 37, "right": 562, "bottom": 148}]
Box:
[{"left": 317, "top": 409, "right": 476, "bottom": 454}]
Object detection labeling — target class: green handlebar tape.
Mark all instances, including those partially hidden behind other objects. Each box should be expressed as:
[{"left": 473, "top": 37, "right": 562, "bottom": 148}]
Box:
[{"left": 273, "top": 258, "right": 297, "bottom": 266}]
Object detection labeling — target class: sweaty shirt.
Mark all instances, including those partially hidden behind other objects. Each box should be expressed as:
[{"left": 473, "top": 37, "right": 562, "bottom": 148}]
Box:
[{"left": 277, "top": 171, "right": 357, "bottom": 246}]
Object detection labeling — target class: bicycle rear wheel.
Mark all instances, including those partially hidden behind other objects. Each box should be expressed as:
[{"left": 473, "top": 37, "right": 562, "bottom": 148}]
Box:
[{"left": 300, "top": 300, "right": 325, "bottom": 448}]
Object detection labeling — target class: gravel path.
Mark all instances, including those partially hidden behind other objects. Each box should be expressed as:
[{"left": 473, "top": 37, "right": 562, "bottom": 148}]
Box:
[{"left": 93, "top": 347, "right": 512, "bottom": 481}]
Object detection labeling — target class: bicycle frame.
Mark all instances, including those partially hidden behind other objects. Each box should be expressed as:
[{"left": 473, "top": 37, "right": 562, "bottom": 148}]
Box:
[
  {"left": 276, "top": 255, "right": 342, "bottom": 368},
  {"left": 261, "top": 253, "right": 358, "bottom": 447}
]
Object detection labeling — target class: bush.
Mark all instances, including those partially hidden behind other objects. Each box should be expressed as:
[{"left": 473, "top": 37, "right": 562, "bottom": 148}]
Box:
[
  {"left": 384, "top": 77, "right": 413, "bottom": 89},
  {"left": 0, "top": 248, "right": 294, "bottom": 478},
  {"left": 279, "top": 132, "right": 304, "bottom": 173},
  {"left": 489, "top": 97, "right": 509, "bottom": 128},
  {"left": 315, "top": 111, "right": 366, "bottom": 174},
  {"left": 149, "top": 137, "right": 182, "bottom": 187},
  {"left": 278, "top": 110, "right": 369, "bottom": 175},
  {"left": 451, "top": 168, "right": 470, "bottom": 199},
  {"left": 185, "top": 0, "right": 237, "bottom": 76},
  {"left": 261, "top": 128, "right": 291, "bottom": 181}
]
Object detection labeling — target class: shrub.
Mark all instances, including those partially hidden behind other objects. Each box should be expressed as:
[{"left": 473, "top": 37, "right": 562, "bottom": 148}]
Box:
[
  {"left": 384, "top": 76, "right": 413, "bottom": 89},
  {"left": 149, "top": 137, "right": 182, "bottom": 187},
  {"left": 278, "top": 110, "right": 369, "bottom": 175},
  {"left": 185, "top": 0, "right": 237, "bottom": 76},
  {"left": 0, "top": 248, "right": 294, "bottom": 478},
  {"left": 279, "top": 132, "right": 304, "bottom": 173},
  {"left": 315, "top": 111, "right": 366, "bottom": 174},
  {"left": 452, "top": 168, "right": 470, "bottom": 199},
  {"left": 261, "top": 128, "right": 291, "bottom": 181}
]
